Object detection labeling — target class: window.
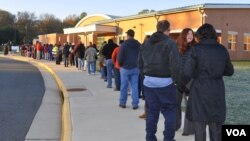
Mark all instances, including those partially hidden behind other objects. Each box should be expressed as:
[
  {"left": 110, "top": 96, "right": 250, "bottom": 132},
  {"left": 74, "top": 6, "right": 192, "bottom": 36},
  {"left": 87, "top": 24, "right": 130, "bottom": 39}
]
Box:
[
  {"left": 244, "top": 33, "right": 250, "bottom": 51},
  {"left": 228, "top": 31, "right": 237, "bottom": 51}
]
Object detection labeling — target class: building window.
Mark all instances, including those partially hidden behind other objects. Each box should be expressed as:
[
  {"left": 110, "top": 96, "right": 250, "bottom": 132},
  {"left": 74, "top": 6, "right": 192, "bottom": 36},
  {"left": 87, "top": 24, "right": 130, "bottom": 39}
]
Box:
[
  {"left": 244, "top": 33, "right": 250, "bottom": 51},
  {"left": 228, "top": 31, "right": 237, "bottom": 51}
]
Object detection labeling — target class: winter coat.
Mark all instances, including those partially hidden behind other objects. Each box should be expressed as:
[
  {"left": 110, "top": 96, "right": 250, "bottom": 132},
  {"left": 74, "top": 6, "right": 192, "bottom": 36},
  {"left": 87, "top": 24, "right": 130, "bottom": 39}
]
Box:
[
  {"left": 183, "top": 39, "right": 234, "bottom": 122},
  {"left": 118, "top": 38, "right": 141, "bottom": 69},
  {"left": 85, "top": 47, "right": 97, "bottom": 62},
  {"left": 138, "top": 31, "right": 179, "bottom": 81},
  {"left": 112, "top": 47, "right": 120, "bottom": 69}
]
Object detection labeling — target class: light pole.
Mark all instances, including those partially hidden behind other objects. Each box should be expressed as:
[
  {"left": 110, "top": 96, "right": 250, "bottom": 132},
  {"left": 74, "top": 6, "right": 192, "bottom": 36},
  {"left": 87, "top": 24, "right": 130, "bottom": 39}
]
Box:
[{"left": 198, "top": 7, "right": 207, "bottom": 25}]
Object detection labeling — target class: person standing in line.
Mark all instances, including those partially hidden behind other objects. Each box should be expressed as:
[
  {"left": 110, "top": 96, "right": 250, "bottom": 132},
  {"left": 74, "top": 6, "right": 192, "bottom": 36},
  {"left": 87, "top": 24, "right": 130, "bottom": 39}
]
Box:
[
  {"left": 175, "top": 28, "right": 196, "bottom": 135},
  {"left": 118, "top": 29, "right": 141, "bottom": 109},
  {"left": 63, "top": 42, "right": 70, "bottom": 67},
  {"left": 85, "top": 44, "right": 97, "bottom": 75},
  {"left": 183, "top": 23, "right": 234, "bottom": 141},
  {"left": 52, "top": 44, "right": 59, "bottom": 64},
  {"left": 48, "top": 44, "right": 53, "bottom": 61},
  {"left": 138, "top": 20, "right": 180, "bottom": 141},
  {"left": 99, "top": 41, "right": 107, "bottom": 80},
  {"left": 74, "top": 42, "right": 85, "bottom": 71},
  {"left": 138, "top": 35, "right": 150, "bottom": 119},
  {"left": 36, "top": 42, "right": 42, "bottom": 60},
  {"left": 102, "top": 39, "right": 118, "bottom": 88},
  {"left": 112, "top": 40, "right": 124, "bottom": 91},
  {"left": 44, "top": 44, "right": 49, "bottom": 60}
]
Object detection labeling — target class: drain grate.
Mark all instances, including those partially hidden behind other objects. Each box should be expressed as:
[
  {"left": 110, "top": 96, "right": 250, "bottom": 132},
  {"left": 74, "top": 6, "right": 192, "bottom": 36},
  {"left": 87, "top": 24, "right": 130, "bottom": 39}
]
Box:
[{"left": 67, "top": 88, "right": 87, "bottom": 92}]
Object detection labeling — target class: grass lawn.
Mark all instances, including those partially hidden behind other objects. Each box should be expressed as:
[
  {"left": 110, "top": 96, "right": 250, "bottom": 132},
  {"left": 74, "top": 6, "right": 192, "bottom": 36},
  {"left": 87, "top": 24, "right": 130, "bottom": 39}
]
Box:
[{"left": 224, "top": 61, "right": 250, "bottom": 124}]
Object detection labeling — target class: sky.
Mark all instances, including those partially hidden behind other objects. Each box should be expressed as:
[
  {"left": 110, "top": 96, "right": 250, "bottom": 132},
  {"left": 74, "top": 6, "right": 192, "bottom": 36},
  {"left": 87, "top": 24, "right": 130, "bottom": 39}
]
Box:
[{"left": 1, "top": 0, "right": 249, "bottom": 20}]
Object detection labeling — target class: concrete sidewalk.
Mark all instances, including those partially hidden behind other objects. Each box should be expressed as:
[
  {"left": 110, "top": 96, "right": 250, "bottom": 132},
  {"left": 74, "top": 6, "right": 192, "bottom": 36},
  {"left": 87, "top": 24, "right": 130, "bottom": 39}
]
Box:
[
  {"left": 7, "top": 55, "right": 201, "bottom": 141},
  {"left": 35, "top": 59, "right": 198, "bottom": 141}
]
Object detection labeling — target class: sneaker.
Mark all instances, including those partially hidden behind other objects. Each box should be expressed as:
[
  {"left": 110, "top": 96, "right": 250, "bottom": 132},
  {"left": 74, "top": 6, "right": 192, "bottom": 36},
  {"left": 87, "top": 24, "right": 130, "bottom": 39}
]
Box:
[
  {"left": 107, "top": 85, "right": 112, "bottom": 88},
  {"left": 119, "top": 104, "right": 126, "bottom": 108},
  {"left": 139, "top": 113, "right": 146, "bottom": 119},
  {"left": 133, "top": 106, "right": 139, "bottom": 110},
  {"left": 114, "top": 88, "right": 120, "bottom": 91}
]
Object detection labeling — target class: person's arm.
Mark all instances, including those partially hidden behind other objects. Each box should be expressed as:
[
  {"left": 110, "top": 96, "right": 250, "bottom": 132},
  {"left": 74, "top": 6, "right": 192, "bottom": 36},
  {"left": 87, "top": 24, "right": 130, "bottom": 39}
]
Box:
[
  {"left": 102, "top": 45, "right": 107, "bottom": 58},
  {"left": 138, "top": 46, "right": 144, "bottom": 75},
  {"left": 112, "top": 48, "right": 117, "bottom": 64},
  {"left": 118, "top": 44, "right": 125, "bottom": 67},
  {"left": 183, "top": 47, "right": 197, "bottom": 83},
  {"left": 224, "top": 49, "right": 234, "bottom": 76},
  {"left": 169, "top": 42, "right": 181, "bottom": 83}
]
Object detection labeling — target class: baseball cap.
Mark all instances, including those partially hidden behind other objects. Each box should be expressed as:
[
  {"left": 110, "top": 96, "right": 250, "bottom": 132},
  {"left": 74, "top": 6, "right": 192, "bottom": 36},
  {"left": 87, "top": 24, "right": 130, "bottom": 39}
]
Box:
[{"left": 126, "top": 29, "right": 135, "bottom": 37}]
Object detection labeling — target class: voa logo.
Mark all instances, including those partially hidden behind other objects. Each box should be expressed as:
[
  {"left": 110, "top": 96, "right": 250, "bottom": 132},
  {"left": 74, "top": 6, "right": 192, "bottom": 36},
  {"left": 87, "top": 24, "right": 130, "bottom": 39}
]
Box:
[{"left": 226, "top": 129, "right": 247, "bottom": 136}]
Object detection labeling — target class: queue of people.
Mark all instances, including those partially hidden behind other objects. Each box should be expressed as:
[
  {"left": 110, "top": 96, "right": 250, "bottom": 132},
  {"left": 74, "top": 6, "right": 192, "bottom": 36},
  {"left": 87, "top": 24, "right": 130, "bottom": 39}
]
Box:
[{"left": 19, "top": 20, "right": 234, "bottom": 141}]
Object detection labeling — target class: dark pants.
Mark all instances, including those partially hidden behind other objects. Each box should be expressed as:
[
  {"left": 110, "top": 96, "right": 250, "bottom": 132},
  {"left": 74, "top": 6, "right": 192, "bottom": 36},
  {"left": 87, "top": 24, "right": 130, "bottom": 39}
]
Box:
[
  {"left": 194, "top": 122, "right": 222, "bottom": 141},
  {"left": 144, "top": 84, "right": 176, "bottom": 141},
  {"left": 138, "top": 74, "right": 144, "bottom": 99},
  {"left": 114, "top": 68, "right": 120, "bottom": 90},
  {"left": 104, "top": 66, "right": 107, "bottom": 80},
  {"left": 64, "top": 57, "right": 69, "bottom": 67},
  {"left": 75, "top": 56, "right": 78, "bottom": 68}
]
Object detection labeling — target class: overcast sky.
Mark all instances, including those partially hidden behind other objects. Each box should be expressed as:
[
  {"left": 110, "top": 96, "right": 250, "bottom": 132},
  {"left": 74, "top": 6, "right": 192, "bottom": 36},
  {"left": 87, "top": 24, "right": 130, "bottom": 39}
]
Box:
[{"left": 1, "top": 0, "right": 249, "bottom": 20}]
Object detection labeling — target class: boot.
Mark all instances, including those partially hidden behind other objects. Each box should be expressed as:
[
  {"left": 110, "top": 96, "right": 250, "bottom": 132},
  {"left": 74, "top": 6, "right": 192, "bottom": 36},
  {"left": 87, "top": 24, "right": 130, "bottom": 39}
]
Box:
[{"left": 139, "top": 112, "right": 146, "bottom": 119}]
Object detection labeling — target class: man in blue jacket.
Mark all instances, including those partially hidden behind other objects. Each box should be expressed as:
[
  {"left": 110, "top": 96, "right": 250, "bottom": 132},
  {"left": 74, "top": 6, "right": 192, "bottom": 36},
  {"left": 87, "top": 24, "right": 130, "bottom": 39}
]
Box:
[{"left": 118, "top": 29, "right": 141, "bottom": 109}]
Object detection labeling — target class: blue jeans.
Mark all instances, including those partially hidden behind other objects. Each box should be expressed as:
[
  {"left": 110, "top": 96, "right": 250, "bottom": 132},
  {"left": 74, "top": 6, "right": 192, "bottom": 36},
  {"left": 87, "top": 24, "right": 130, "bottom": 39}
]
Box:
[
  {"left": 119, "top": 67, "right": 139, "bottom": 108},
  {"left": 87, "top": 61, "right": 96, "bottom": 74},
  {"left": 78, "top": 58, "right": 84, "bottom": 70},
  {"left": 106, "top": 59, "right": 114, "bottom": 87},
  {"left": 144, "top": 84, "right": 176, "bottom": 141}
]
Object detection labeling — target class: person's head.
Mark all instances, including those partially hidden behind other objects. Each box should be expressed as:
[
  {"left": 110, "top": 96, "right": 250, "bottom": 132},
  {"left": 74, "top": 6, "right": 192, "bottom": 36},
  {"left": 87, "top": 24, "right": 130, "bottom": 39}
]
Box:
[
  {"left": 196, "top": 23, "right": 218, "bottom": 41},
  {"left": 119, "top": 40, "right": 124, "bottom": 46},
  {"left": 177, "top": 28, "right": 196, "bottom": 54},
  {"left": 108, "top": 39, "right": 114, "bottom": 44},
  {"left": 157, "top": 20, "right": 170, "bottom": 36},
  {"left": 143, "top": 35, "right": 151, "bottom": 44},
  {"left": 126, "top": 29, "right": 135, "bottom": 39}
]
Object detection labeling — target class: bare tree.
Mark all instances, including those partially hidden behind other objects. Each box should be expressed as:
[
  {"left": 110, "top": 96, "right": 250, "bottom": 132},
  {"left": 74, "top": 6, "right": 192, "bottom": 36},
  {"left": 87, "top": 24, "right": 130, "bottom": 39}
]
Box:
[
  {"left": 63, "top": 14, "right": 79, "bottom": 28},
  {"left": 38, "top": 14, "right": 63, "bottom": 34}
]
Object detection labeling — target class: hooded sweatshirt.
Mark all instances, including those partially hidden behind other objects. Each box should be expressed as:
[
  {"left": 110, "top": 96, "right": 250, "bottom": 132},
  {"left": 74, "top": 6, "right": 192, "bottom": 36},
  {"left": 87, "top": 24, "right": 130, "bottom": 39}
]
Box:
[{"left": 118, "top": 38, "right": 141, "bottom": 69}]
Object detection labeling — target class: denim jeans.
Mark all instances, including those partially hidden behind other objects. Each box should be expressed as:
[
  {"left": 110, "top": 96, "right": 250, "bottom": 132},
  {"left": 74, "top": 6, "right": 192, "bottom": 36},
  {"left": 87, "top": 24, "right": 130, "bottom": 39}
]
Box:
[
  {"left": 87, "top": 61, "right": 96, "bottom": 74},
  {"left": 144, "top": 84, "right": 176, "bottom": 141},
  {"left": 106, "top": 59, "right": 114, "bottom": 87},
  {"left": 114, "top": 68, "right": 120, "bottom": 90},
  {"left": 78, "top": 58, "right": 84, "bottom": 70},
  {"left": 119, "top": 67, "right": 139, "bottom": 108},
  {"left": 64, "top": 57, "right": 69, "bottom": 67}
]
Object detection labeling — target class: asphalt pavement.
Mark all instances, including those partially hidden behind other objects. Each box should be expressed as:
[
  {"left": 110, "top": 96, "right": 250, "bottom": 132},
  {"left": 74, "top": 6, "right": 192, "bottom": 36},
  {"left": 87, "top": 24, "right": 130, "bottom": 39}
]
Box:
[{"left": 0, "top": 57, "right": 45, "bottom": 141}]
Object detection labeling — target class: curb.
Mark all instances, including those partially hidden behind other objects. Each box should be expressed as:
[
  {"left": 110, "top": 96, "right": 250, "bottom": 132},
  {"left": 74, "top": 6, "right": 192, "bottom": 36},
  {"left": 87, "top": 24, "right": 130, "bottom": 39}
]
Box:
[
  {"left": 2, "top": 56, "right": 72, "bottom": 141},
  {"left": 35, "top": 62, "right": 72, "bottom": 141}
]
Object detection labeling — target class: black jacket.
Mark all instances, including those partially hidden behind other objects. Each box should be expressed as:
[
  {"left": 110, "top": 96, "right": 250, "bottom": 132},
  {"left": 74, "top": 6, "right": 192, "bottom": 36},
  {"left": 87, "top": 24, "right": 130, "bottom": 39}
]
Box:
[
  {"left": 183, "top": 39, "right": 234, "bottom": 122},
  {"left": 138, "top": 31, "right": 180, "bottom": 81},
  {"left": 102, "top": 42, "right": 118, "bottom": 60},
  {"left": 75, "top": 43, "right": 85, "bottom": 59},
  {"left": 63, "top": 45, "right": 70, "bottom": 57}
]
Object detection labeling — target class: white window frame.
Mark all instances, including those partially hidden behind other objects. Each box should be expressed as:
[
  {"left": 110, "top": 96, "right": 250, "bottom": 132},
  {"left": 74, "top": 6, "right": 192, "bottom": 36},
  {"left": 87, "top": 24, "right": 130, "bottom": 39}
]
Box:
[
  {"left": 244, "top": 33, "right": 250, "bottom": 51},
  {"left": 228, "top": 31, "right": 238, "bottom": 51}
]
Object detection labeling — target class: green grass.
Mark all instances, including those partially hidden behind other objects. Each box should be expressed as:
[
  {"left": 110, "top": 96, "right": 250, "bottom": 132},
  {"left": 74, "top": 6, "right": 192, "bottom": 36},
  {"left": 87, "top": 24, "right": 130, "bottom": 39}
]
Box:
[{"left": 224, "top": 61, "right": 250, "bottom": 124}]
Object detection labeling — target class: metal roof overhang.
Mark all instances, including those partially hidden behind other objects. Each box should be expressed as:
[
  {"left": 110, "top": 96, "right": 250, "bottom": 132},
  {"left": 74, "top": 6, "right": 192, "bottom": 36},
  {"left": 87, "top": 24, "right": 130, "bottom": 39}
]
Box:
[{"left": 63, "top": 24, "right": 117, "bottom": 34}]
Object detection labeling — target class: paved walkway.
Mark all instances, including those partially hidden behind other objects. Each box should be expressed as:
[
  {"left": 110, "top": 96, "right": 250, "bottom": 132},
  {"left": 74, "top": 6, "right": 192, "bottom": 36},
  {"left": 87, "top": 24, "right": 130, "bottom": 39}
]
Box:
[
  {"left": 5, "top": 55, "right": 203, "bottom": 141},
  {"left": 36, "top": 59, "right": 197, "bottom": 141}
]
